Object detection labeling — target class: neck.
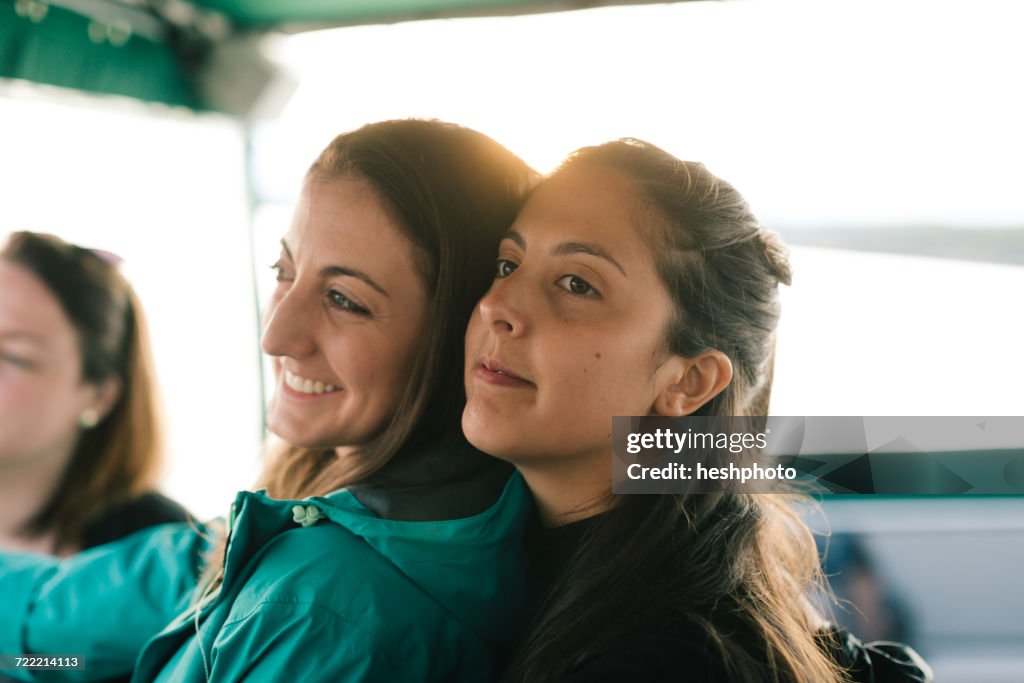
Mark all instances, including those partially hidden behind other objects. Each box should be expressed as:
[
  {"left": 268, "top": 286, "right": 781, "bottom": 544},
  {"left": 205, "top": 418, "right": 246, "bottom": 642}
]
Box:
[
  {"left": 331, "top": 445, "right": 369, "bottom": 484},
  {"left": 0, "top": 440, "right": 77, "bottom": 555},
  {"left": 515, "top": 452, "right": 612, "bottom": 528}
]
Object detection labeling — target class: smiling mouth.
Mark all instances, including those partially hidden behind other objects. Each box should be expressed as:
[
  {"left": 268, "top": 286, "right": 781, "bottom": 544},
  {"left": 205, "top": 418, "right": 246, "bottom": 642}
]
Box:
[{"left": 284, "top": 370, "right": 341, "bottom": 395}]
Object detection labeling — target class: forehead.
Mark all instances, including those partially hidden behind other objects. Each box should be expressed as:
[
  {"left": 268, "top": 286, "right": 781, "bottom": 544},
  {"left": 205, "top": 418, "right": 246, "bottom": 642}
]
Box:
[
  {"left": 512, "top": 165, "right": 655, "bottom": 262},
  {"left": 0, "top": 260, "right": 72, "bottom": 341},
  {"left": 287, "top": 176, "right": 420, "bottom": 277}
]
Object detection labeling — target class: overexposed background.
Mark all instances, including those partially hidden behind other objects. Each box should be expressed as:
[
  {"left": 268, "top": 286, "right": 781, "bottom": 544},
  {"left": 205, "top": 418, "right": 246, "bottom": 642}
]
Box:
[
  {"left": 2, "top": 3, "right": 1023, "bottom": 676},
  {"left": 0, "top": 87, "right": 263, "bottom": 520},
  {"left": 4, "top": 0, "right": 1022, "bottom": 513}
]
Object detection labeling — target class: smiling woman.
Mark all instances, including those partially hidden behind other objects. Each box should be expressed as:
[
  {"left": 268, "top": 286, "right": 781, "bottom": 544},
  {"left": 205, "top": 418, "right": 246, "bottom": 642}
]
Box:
[
  {"left": 262, "top": 175, "right": 428, "bottom": 452},
  {"left": 131, "top": 120, "right": 540, "bottom": 681},
  {"left": 0, "top": 120, "right": 540, "bottom": 683}
]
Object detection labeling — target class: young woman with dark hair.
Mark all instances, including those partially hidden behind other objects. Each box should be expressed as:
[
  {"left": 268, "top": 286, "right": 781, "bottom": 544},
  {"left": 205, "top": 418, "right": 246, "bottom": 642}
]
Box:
[
  {"left": 0, "top": 231, "right": 189, "bottom": 556},
  {"left": 0, "top": 120, "right": 539, "bottom": 682},
  {"left": 463, "top": 139, "right": 932, "bottom": 682}
]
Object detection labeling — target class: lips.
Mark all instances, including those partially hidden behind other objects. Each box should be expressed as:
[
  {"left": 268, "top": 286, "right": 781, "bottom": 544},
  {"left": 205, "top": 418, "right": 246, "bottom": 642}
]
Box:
[
  {"left": 283, "top": 370, "right": 342, "bottom": 395},
  {"left": 474, "top": 356, "right": 534, "bottom": 388}
]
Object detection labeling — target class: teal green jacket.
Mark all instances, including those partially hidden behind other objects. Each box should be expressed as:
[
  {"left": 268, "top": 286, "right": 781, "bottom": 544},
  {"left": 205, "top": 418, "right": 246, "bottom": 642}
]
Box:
[
  {"left": 0, "top": 522, "right": 210, "bottom": 680},
  {"left": 0, "top": 472, "right": 531, "bottom": 682}
]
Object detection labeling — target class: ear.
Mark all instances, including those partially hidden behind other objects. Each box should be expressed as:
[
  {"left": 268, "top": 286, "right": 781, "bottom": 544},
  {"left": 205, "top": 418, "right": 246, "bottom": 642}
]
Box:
[
  {"left": 653, "top": 350, "right": 733, "bottom": 417},
  {"left": 89, "top": 376, "right": 123, "bottom": 422}
]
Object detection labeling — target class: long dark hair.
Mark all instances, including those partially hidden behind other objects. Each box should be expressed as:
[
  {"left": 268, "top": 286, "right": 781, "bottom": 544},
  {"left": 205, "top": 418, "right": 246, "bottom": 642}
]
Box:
[
  {"left": 502, "top": 140, "right": 843, "bottom": 683},
  {"left": 258, "top": 119, "right": 539, "bottom": 499},
  {"left": 2, "top": 231, "right": 163, "bottom": 549}
]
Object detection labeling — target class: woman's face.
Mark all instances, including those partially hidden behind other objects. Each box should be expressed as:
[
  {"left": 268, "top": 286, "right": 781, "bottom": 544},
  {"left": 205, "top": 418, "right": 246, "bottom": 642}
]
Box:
[
  {"left": 262, "top": 175, "right": 429, "bottom": 451},
  {"left": 463, "top": 165, "right": 680, "bottom": 465},
  {"left": 0, "top": 261, "right": 97, "bottom": 467}
]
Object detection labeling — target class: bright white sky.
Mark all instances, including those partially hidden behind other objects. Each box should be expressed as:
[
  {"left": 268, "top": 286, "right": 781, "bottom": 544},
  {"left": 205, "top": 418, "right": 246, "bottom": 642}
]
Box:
[{"left": 2, "top": 0, "right": 1023, "bottom": 518}]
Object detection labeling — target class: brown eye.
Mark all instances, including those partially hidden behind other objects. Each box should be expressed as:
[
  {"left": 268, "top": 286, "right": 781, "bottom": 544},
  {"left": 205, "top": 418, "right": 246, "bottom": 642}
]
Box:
[
  {"left": 496, "top": 259, "right": 518, "bottom": 278},
  {"left": 557, "top": 275, "right": 598, "bottom": 297},
  {"left": 568, "top": 277, "right": 590, "bottom": 294}
]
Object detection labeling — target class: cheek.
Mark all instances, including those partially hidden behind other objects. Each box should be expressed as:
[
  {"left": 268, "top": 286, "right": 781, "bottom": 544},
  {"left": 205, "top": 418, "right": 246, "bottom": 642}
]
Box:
[
  {"left": 465, "top": 307, "right": 485, "bottom": 345},
  {"left": 381, "top": 304, "right": 429, "bottom": 390},
  {"left": 565, "top": 340, "right": 663, "bottom": 411},
  {"left": 339, "top": 334, "right": 413, "bottom": 405},
  {"left": 463, "top": 315, "right": 484, "bottom": 384},
  {"left": 0, "top": 373, "right": 48, "bottom": 409},
  {"left": 0, "top": 383, "right": 28, "bottom": 419},
  {"left": 0, "top": 373, "right": 81, "bottom": 437},
  {"left": 550, "top": 329, "right": 636, "bottom": 382}
]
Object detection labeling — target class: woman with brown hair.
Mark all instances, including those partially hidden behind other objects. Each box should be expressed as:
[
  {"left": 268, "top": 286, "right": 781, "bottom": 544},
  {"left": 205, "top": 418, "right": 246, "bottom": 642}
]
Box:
[
  {"left": 463, "top": 139, "right": 931, "bottom": 682},
  {"left": 0, "top": 231, "right": 189, "bottom": 556},
  {"left": 0, "top": 120, "right": 540, "bottom": 682}
]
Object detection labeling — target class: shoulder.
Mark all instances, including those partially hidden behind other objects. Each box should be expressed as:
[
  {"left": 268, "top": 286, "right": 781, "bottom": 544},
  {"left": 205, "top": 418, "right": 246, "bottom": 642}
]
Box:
[
  {"left": 227, "top": 524, "right": 372, "bottom": 612},
  {"left": 227, "top": 523, "right": 456, "bottom": 630},
  {"left": 818, "top": 627, "right": 934, "bottom": 683},
  {"left": 216, "top": 524, "right": 481, "bottom": 681},
  {"left": 557, "top": 626, "right": 729, "bottom": 683},
  {"left": 210, "top": 597, "right": 405, "bottom": 682},
  {"left": 80, "top": 491, "right": 194, "bottom": 549}
]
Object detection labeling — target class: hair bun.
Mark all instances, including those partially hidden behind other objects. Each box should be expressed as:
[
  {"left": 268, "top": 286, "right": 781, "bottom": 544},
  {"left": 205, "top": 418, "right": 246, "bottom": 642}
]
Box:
[{"left": 756, "top": 228, "right": 792, "bottom": 287}]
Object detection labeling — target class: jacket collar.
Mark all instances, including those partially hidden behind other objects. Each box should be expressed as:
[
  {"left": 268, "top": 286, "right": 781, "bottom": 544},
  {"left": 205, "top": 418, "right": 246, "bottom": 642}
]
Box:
[
  {"left": 348, "top": 438, "right": 515, "bottom": 521},
  {"left": 216, "top": 461, "right": 532, "bottom": 647}
]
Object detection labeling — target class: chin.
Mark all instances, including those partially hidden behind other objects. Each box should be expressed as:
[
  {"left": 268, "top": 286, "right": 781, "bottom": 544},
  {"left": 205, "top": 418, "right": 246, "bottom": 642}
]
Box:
[
  {"left": 274, "top": 430, "right": 338, "bottom": 451},
  {"left": 265, "top": 415, "right": 306, "bottom": 448},
  {"left": 462, "top": 418, "right": 515, "bottom": 463}
]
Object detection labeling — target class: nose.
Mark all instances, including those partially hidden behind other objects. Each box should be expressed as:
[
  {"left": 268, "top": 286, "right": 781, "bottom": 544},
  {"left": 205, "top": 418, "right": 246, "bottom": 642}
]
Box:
[
  {"left": 261, "top": 282, "right": 317, "bottom": 360},
  {"left": 476, "top": 275, "right": 527, "bottom": 338}
]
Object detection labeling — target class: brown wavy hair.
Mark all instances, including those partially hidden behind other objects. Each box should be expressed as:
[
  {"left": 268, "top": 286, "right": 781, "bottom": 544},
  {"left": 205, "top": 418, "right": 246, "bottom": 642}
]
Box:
[
  {"left": 256, "top": 120, "right": 538, "bottom": 500},
  {"left": 502, "top": 140, "right": 846, "bottom": 683},
  {"left": 193, "top": 120, "right": 537, "bottom": 595},
  {"left": 2, "top": 231, "right": 163, "bottom": 550}
]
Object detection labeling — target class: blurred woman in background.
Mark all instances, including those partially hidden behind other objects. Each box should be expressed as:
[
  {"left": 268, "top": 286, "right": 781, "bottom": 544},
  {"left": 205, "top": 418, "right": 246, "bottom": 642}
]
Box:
[{"left": 0, "top": 231, "right": 189, "bottom": 556}]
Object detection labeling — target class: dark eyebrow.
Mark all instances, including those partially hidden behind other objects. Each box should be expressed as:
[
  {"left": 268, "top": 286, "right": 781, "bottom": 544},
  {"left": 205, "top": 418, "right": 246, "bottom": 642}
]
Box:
[
  {"left": 503, "top": 229, "right": 527, "bottom": 250},
  {"left": 552, "top": 242, "right": 627, "bottom": 277},
  {"left": 502, "top": 229, "right": 627, "bottom": 277},
  {"left": 281, "top": 239, "right": 389, "bottom": 298},
  {"left": 320, "top": 266, "right": 389, "bottom": 298}
]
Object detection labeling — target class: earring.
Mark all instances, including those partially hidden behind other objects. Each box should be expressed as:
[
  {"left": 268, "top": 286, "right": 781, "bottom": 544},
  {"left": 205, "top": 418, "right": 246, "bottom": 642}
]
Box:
[{"left": 79, "top": 408, "right": 100, "bottom": 429}]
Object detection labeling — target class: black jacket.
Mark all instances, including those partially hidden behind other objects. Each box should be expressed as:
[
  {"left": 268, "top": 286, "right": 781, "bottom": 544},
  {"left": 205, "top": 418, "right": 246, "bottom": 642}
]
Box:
[
  {"left": 552, "top": 623, "right": 932, "bottom": 682},
  {"left": 522, "top": 515, "right": 933, "bottom": 683}
]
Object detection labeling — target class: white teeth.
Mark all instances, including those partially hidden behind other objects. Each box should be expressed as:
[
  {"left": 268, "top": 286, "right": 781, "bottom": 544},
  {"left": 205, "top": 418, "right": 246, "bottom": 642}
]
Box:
[{"left": 285, "top": 371, "right": 338, "bottom": 395}]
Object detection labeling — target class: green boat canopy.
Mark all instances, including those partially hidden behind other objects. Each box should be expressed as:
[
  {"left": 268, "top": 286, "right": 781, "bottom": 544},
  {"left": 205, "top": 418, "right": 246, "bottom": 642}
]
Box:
[{"left": 1, "top": 0, "right": 668, "bottom": 113}]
